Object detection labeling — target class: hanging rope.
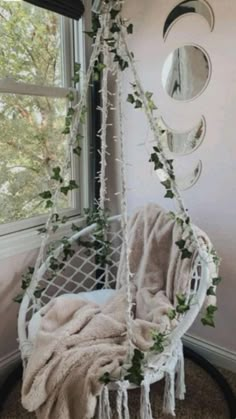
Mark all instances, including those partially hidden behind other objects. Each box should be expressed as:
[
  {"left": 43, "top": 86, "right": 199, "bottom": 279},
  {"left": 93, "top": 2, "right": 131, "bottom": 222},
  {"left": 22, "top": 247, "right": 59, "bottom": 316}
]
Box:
[
  {"left": 117, "top": 65, "right": 135, "bottom": 355},
  {"left": 99, "top": 12, "right": 110, "bottom": 211}
]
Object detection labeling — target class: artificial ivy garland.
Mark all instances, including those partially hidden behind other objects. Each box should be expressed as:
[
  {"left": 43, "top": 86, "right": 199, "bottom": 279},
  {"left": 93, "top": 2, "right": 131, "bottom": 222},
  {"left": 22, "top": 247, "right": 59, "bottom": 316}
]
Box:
[{"left": 14, "top": 0, "right": 221, "bottom": 386}]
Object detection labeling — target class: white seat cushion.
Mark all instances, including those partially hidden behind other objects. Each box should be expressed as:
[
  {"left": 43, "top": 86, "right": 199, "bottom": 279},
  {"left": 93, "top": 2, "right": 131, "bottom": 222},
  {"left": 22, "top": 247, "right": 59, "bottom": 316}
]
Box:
[{"left": 28, "top": 289, "right": 116, "bottom": 344}]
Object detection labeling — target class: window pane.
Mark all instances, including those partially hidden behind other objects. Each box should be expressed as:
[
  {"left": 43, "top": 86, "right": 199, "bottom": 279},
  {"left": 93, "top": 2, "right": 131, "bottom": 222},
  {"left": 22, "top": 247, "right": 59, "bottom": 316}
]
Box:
[
  {"left": 0, "top": 93, "right": 70, "bottom": 225},
  {"left": 0, "top": 1, "right": 66, "bottom": 87}
]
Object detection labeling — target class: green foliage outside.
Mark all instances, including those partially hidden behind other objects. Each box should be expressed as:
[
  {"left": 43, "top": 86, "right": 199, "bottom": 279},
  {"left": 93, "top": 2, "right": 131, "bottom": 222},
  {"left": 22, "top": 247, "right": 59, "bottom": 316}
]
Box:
[{"left": 0, "top": 1, "right": 69, "bottom": 224}]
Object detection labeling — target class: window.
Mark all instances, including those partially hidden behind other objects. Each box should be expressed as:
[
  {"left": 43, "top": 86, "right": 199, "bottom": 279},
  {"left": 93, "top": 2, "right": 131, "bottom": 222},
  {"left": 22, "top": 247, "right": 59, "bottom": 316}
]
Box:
[{"left": 0, "top": 1, "right": 89, "bottom": 237}]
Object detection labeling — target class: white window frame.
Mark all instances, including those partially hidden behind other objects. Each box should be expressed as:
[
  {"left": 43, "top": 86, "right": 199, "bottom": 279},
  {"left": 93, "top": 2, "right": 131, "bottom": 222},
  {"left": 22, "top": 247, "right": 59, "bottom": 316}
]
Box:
[{"left": 0, "top": 1, "right": 92, "bottom": 256}]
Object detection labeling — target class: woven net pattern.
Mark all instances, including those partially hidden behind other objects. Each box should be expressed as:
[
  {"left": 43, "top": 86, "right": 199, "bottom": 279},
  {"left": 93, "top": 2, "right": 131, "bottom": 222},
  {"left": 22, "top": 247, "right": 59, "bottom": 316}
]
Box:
[
  {"left": 22, "top": 217, "right": 204, "bottom": 344},
  {"left": 24, "top": 218, "right": 123, "bottom": 329}
]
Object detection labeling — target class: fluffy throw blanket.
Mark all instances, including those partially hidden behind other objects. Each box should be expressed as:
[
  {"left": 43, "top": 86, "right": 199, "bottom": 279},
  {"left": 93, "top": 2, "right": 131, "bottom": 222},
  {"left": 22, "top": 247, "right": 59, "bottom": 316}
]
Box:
[{"left": 22, "top": 204, "right": 209, "bottom": 419}]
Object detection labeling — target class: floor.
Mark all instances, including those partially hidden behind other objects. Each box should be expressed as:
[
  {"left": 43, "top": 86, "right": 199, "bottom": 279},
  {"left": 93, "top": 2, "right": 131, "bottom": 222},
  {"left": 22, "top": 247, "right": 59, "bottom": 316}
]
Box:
[{"left": 0, "top": 359, "right": 235, "bottom": 418}]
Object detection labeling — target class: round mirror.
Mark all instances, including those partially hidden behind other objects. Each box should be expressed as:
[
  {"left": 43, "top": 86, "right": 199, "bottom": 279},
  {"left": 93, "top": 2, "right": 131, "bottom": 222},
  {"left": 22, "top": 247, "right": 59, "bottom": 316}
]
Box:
[{"left": 162, "top": 45, "right": 210, "bottom": 101}]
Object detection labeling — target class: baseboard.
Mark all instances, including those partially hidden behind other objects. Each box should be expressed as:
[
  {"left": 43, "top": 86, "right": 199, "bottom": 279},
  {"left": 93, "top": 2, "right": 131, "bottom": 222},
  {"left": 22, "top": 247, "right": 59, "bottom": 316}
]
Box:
[
  {"left": 183, "top": 334, "right": 236, "bottom": 373},
  {"left": 0, "top": 350, "right": 21, "bottom": 385}
]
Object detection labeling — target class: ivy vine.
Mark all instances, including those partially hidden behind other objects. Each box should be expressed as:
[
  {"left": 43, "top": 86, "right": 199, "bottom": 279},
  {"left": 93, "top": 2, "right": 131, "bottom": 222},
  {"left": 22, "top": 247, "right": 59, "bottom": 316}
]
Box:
[{"left": 14, "top": 0, "right": 222, "bottom": 393}]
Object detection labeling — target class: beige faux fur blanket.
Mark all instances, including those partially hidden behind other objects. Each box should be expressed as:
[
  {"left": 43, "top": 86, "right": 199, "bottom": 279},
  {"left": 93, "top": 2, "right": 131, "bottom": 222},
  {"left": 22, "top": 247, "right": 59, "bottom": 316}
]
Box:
[{"left": 22, "top": 204, "right": 206, "bottom": 419}]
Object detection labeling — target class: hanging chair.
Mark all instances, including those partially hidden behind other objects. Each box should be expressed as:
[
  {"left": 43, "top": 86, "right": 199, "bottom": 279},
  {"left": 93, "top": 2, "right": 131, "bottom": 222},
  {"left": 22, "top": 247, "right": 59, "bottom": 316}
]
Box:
[
  {"left": 17, "top": 2, "right": 219, "bottom": 418},
  {"left": 18, "top": 208, "right": 215, "bottom": 418}
]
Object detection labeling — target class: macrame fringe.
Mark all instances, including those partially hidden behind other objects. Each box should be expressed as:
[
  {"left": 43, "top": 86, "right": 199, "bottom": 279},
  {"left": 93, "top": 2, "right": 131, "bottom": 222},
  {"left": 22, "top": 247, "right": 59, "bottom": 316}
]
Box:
[
  {"left": 116, "top": 381, "right": 130, "bottom": 419},
  {"left": 163, "top": 370, "right": 176, "bottom": 416},
  {"left": 98, "top": 386, "right": 111, "bottom": 419},
  {"left": 175, "top": 348, "right": 186, "bottom": 400},
  {"left": 140, "top": 377, "right": 153, "bottom": 419}
]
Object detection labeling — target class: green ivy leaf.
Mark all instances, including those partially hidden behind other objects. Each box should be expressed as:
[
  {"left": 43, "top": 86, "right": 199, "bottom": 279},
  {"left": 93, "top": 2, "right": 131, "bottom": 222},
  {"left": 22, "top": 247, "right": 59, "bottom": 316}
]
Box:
[
  {"left": 13, "top": 294, "right": 24, "bottom": 304},
  {"left": 71, "top": 223, "right": 81, "bottom": 232},
  {"left": 201, "top": 316, "right": 215, "bottom": 328},
  {"left": 66, "top": 91, "right": 75, "bottom": 102},
  {"left": 127, "top": 93, "right": 135, "bottom": 104},
  {"left": 167, "top": 309, "right": 176, "bottom": 320},
  {"left": 212, "top": 277, "right": 222, "bottom": 286},
  {"left": 165, "top": 190, "right": 175, "bottom": 199},
  {"left": 119, "top": 59, "right": 129, "bottom": 71},
  {"left": 62, "top": 126, "right": 70, "bottom": 135},
  {"left": 161, "top": 179, "right": 171, "bottom": 189},
  {"left": 52, "top": 225, "right": 59, "bottom": 233},
  {"left": 73, "top": 146, "right": 82, "bottom": 156},
  {"left": 176, "top": 239, "right": 186, "bottom": 250},
  {"left": 61, "top": 216, "right": 69, "bottom": 224},
  {"left": 110, "top": 22, "right": 120, "bottom": 33},
  {"left": 167, "top": 159, "right": 174, "bottom": 170},
  {"left": 207, "top": 305, "right": 218, "bottom": 316},
  {"left": 72, "top": 73, "right": 80, "bottom": 85},
  {"left": 60, "top": 180, "right": 79, "bottom": 196},
  {"left": 207, "top": 286, "right": 216, "bottom": 296},
  {"left": 51, "top": 213, "right": 60, "bottom": 223},
  {"left": 84, "top": 30, "right": 95, "bottom": 39},
  {"left": 125, "top": 349, "right": 144, "bottom": 386},
  {"left": 37, "top": 227, "right": 48, "bottom": 234},
  {"left": 176, "top": 294, "right": 186, "bottom": 305},
  {"left": 176, "top": 304, "right": 190, "bottom": 314},
  {"left": 99, "top": 372, "right": 111, "bottom": 384},
  {"left": 67, "top": 107, "right": 75, "bottom": 117},
  {"left": 126, "top": 23, "right": 133, "bottom": 34},
  {"left": 181, "top": 249, "right": 193, "bottom": 260},
  {"left": 34, "top": 288, "right": 45, "bottom": 299},
  {"left": 45, "top": 200, "right": 53, "bottom": 209},
  {"left": 134, "top": 99, "right": 143, "bottom": 109},
  {"left": 39, "top": 191, "right": 52, "bottom": 199},
  {"left": 149, "top": 153, "right": 164, "bottom": 170},
  {"left": 145, "top": 91, "right": 153, "bottom": 100},
  {"left": 150, "top": 332, "right": 166, "bottom": 353},
  {"left": 74, "top": 62, "right": 81, "bottom": 73},
  {"left": 96, "top": 62, "right": 106, "bottom": 72},
  {"left": 110, "top": 9, "right": 120, "bottom": 20},
  {"left": 51, "top": 167, "right": 63, "bottom": 183}
]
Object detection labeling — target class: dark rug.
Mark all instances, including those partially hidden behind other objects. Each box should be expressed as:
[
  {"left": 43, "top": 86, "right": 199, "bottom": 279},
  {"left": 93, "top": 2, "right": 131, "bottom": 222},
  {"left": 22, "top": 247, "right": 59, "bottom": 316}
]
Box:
[{"left": 0, "top": 359, "right": 235, "bottom": 418}]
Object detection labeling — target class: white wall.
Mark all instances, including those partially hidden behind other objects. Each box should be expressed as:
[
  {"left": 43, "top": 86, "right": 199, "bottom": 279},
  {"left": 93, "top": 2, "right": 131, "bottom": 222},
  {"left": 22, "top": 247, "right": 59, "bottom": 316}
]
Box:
[{"left": 122, "top": 0, "right": 236, "bottom": 351}]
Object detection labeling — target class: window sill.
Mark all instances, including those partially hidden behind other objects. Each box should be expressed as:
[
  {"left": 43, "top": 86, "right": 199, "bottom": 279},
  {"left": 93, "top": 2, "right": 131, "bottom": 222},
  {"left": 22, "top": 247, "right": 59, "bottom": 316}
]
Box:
[{"left": 0, "top": 217, "right": 85, "bottom": 260}]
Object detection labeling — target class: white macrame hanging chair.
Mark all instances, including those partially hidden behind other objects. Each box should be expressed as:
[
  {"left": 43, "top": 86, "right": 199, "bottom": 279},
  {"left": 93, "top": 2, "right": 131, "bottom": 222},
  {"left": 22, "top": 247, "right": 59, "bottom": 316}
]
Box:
[{"left": 17, "top": 2, "right": 217, "bottom": 417}]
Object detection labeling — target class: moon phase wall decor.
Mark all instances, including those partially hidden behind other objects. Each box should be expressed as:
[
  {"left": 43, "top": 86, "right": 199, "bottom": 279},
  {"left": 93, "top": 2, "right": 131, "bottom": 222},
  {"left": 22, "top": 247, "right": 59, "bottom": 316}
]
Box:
[
  {"left": 163, "top": 0, "right": 214, "bottom": 40},
  {"left": 159, "top": 117, "right": 205, "bottom": 156},
  {"left": 159, "top": 1, "right": 214, "bottom": 190},
  {"left": 173, "top": 160, "right": 203, "bottom": 190},
  {"left": 162, "top": 45, "right": 211, "bottom": 102}
]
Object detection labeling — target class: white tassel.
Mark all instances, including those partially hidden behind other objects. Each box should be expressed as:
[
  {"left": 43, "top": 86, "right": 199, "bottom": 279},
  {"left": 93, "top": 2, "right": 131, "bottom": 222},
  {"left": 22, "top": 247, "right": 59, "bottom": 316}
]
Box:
[
  {"left": 116, "top": 381, "right": 130, "bottom": 419},
  {"left": 104, "top": 386, "right": 111, "bottom": 419},
  {"left": 117, "top": 385, "right": 123, "bottom": 419},
  {"left": 163, "top": 371, "right": 176, "bottom": 416},
  {"left": 140, "top": 377, "right": 153, "bottom": 419},
  {"left": 98, "top": 390, "right": 103, "bottom": 419},
  {"left": 175, "top": 349, "right": 186, "bottom": 400},
  {"left": 98, "top": 386, "right": 111, "bottom": 419}
]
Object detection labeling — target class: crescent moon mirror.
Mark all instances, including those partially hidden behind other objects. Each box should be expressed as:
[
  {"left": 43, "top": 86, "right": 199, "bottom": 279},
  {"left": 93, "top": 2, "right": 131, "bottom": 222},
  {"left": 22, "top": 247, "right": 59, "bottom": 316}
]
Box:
[
  {"left": 159, "top": 118, "right": 206, "bottom": 155},
  {"left": 173, "top": 160, "right": 203, "bottom": 190},
  {"left": 163, "top": 0, "right": 214, "bottom": 40}
]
